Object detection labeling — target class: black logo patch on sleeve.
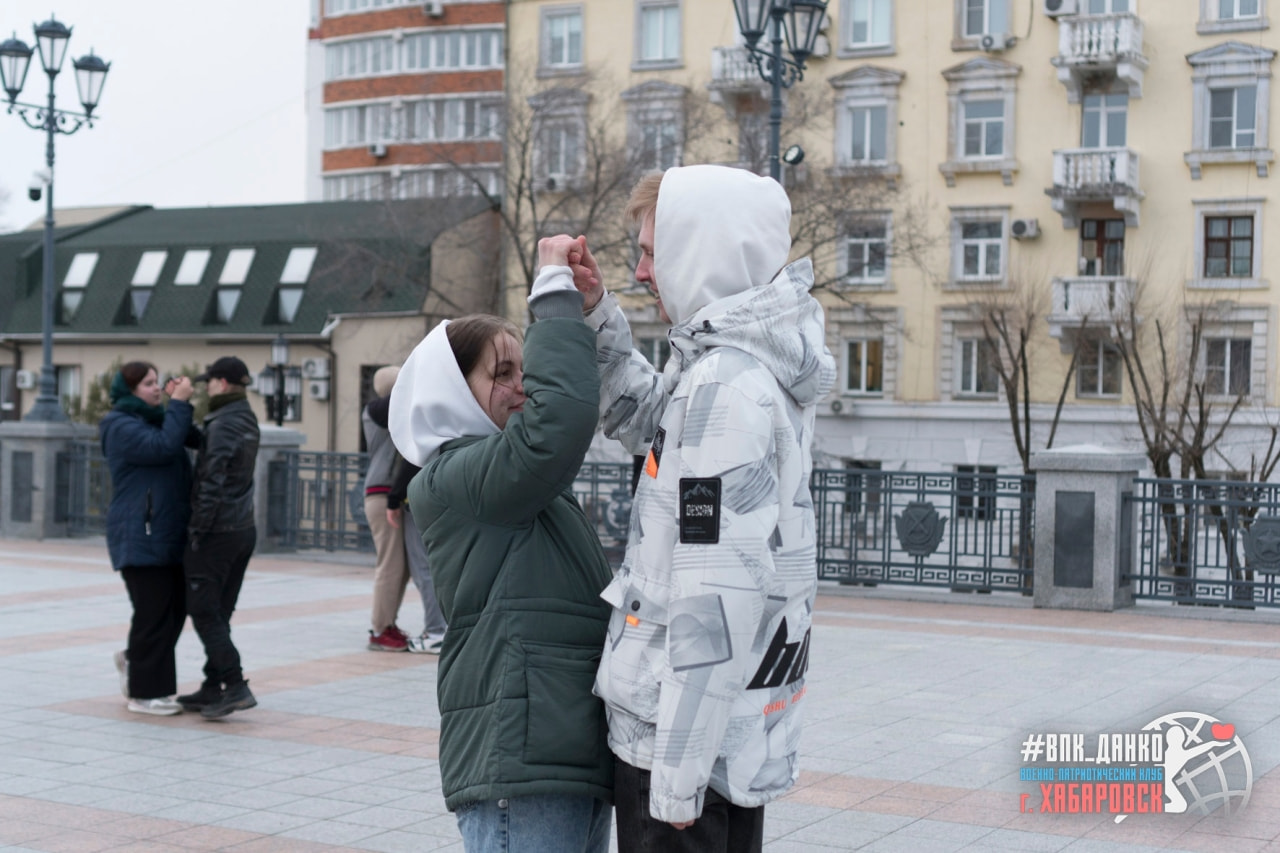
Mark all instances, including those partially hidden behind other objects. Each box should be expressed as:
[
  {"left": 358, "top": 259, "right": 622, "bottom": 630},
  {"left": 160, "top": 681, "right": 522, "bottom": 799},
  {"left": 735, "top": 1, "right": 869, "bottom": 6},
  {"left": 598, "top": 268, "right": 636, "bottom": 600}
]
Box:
[
  {"left": 679, "top": 478, "right": 721, "bottom": 544},
  {"left": 651, "top": 427, "right": 666, "bottom": 466}
]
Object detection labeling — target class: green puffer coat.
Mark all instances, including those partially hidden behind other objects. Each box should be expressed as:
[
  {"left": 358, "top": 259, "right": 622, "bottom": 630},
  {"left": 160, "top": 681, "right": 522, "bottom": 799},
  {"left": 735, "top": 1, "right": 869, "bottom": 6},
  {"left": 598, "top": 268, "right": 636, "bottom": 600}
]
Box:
[{"left": 407, "top": 317, "right": 614, "bottom": 811}]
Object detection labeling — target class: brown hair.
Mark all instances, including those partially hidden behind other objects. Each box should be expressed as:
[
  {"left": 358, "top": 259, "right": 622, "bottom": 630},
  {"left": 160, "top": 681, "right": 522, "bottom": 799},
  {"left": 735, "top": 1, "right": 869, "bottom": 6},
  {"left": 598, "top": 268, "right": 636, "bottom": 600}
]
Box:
[
  {"left": 624, "top": 171, "right": 665, "bottom": 231},
  {"left": 445, "top": 314, "right": 523, "bottom": 380},
  {"left": 120, "top": 361, "right": 158, "bottom": 390}
]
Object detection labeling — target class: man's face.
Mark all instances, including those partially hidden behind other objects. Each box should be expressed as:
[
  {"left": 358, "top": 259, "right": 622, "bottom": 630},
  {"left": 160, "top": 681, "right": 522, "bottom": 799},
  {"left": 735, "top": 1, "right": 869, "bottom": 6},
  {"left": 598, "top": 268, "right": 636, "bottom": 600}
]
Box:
[
  {"left": 207, "top": 376, "right": 229, "bottom": 396},
  {"left": 635, "top": 213, "right": 670, "bottom": 324}
]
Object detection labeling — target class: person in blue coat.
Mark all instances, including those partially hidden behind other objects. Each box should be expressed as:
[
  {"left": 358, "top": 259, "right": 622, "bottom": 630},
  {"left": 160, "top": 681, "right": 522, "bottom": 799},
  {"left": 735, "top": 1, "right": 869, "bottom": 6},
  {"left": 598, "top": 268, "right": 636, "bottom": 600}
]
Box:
[{"left": 99, "top": 361, "right": 198, "bottom": 715}]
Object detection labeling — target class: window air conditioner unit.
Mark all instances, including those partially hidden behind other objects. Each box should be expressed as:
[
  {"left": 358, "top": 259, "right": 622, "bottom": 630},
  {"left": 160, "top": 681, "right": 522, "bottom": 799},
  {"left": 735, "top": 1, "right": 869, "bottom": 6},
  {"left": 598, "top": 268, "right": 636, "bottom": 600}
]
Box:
[
  {"left": 1011, "top": 218, "right": 1040, "bottom": 240},
  {"left": 302, "top": 357, "right": 330, "bottom": 379},
  {"left": 425, "top": 0, "right": 444, "bottom": 17},
  {"left": 369, "top": 142, "right": 388, "bottom": 158},
  {"left": 979, "top": 33, "right": 1014, "bottom": 52},
  {"left": 14, "top": 369, "right": 37, "bottom": 390},
  {"left": 1043, "top": 0, "right": 1078, "bottom": 17},
  {"left": 307, "top": 379, "right": 330, "bottom": 401}
]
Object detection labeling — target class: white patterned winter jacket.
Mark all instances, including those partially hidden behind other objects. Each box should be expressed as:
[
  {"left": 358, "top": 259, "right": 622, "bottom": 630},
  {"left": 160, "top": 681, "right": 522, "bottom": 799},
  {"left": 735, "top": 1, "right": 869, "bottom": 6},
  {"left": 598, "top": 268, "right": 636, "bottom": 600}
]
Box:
[{"left": 587, "top": 165, "right": 837, "bottom": 824}]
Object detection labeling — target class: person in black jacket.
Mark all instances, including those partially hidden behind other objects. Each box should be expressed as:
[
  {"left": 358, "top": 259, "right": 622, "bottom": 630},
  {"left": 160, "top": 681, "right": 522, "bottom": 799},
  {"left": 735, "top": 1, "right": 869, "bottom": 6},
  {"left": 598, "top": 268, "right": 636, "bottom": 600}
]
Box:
[{"left": 177, "top": 356, "right": 262, "bottom": 720}]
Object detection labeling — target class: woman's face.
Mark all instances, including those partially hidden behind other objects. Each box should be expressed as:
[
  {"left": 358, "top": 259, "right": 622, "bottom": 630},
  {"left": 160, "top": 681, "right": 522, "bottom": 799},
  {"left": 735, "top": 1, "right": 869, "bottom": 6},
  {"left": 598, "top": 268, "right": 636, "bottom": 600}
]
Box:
[
  {"left": 465, "top": 332, "right": 526, "bottom": 429},
  {"left": 133, "top": 369, "right": 163, "bottom": 407}
]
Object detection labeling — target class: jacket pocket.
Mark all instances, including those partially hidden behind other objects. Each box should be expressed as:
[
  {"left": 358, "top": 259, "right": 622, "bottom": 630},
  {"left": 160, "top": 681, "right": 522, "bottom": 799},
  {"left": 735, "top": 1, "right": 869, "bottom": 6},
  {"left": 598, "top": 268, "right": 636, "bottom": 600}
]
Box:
[
  {"left": 596, "top": 577, "right": 670, "bottom": 724},
  {"left": 521, "top": 641, "right": 604, "bottom": 767}
]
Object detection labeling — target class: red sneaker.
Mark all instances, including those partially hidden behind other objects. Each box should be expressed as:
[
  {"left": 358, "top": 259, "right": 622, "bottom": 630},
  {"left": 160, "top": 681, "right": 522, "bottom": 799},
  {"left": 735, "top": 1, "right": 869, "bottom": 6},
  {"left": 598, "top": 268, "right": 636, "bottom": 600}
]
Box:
[
  {"left": 368, "top": 627, "right": 408, "bottom": 651},
  {"left": 387, "top": 624, "right": 410, "bottom": 642}
]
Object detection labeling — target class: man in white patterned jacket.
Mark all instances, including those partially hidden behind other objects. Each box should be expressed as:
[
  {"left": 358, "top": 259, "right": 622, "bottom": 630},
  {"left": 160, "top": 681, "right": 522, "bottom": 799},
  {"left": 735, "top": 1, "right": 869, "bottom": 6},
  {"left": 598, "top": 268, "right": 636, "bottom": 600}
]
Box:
[{"left": 568, "top": 164, "right": 836, "bottom": 852}]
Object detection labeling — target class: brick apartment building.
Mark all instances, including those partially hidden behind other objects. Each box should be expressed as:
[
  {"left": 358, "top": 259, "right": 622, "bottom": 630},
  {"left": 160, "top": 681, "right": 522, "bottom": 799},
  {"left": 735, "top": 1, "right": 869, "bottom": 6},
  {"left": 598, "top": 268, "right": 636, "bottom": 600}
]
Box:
[{"left": 305, "top": 0, "right": 505, "bottom": 202}]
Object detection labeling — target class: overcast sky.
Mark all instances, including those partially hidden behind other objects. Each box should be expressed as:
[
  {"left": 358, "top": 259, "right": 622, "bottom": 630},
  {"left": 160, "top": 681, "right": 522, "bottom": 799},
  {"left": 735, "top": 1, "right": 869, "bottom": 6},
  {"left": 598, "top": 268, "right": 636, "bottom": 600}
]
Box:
[{"left": 0, "top": 1, "right": 310, "bottom": 231}]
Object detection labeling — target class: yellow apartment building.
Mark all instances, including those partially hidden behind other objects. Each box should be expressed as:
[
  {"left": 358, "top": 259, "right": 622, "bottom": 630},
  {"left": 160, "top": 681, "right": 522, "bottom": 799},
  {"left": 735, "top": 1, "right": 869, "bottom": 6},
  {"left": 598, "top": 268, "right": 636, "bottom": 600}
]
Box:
[{"left": 503, "top": 0, "right": 1279, "bottom": 478}]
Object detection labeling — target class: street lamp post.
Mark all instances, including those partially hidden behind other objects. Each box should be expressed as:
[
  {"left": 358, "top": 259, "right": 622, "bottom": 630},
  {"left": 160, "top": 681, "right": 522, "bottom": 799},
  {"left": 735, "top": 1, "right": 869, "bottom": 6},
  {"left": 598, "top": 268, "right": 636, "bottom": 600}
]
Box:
[
  {"left": 731, "top": 0, "right": 828, "bottom": 182},
  {"left": 270, "top": 335, "right": 290, "bottom": 428},
  {"left": 0, "top": 16, "right": 109, "bottom": 422}
]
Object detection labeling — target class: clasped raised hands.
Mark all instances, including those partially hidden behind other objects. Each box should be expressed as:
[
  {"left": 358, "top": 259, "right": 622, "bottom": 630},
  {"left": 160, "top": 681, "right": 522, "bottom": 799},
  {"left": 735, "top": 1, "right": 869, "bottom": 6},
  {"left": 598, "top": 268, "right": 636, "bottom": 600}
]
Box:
[{"left": 536, "top": 234, "right": 604, "bottom": 311}]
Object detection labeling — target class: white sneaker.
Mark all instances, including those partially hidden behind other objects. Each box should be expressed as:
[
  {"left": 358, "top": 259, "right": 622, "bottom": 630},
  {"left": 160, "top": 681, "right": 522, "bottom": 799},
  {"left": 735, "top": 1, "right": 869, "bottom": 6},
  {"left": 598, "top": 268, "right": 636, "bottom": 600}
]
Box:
[
  {"left": 407, "top": 632, "right": 445, "bottom": 655},
  {"left": 127, "top": 697, "right": 182, "bottom": 716},
  {"left": 113, "top": 650, "right": 129, "bottom": 699}
]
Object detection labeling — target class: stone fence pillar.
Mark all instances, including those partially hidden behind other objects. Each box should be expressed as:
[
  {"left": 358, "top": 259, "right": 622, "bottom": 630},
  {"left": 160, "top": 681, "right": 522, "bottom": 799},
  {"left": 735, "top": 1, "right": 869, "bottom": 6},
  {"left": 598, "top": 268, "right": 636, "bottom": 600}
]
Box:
[
  {"left": 255, "top": 425, "right": 305, "bottom": 553},
  {"left": 1031, "top": 444, "right": 1147, "bottom": 611},
  {"left": 0, "top": 420, "right": 97, "bottom": 540}
]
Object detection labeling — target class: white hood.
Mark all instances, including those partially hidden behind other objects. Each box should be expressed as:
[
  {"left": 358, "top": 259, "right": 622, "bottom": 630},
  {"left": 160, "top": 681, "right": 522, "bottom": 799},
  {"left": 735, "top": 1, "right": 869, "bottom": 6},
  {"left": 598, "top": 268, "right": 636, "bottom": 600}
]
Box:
[
  {"left": 654, "top": 165, "right": 792, "bottom": 326},
  {"left": 388, "top": 319, "right": 498, "bottom": 466}
]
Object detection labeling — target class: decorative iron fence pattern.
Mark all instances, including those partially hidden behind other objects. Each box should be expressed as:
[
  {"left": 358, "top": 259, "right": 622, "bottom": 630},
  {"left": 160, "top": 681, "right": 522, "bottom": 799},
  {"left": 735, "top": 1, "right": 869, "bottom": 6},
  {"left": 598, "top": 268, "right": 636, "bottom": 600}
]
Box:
[
  {"left": 62, "top": 440, "right": 110, "bottom": 535},
  {"left": 811, "top": 469, "right": 1035, "bottom": 592},
  {"left": 1125, "top": 478, "right": 1280, "bottom": 609},
  {"left": 275, "top": 451, "right": 372, "bottom": 552}
]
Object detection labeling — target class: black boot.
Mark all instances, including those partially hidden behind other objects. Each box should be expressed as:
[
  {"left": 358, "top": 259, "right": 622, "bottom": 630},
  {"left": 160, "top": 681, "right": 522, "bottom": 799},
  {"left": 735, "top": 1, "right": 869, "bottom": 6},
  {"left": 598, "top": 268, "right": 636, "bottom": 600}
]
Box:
[
  {"left": 176, "top": 682, "right": 221, "bottom": 712},
  {"left": 200, "top": 680, "right": 257, "bottom": 719}
]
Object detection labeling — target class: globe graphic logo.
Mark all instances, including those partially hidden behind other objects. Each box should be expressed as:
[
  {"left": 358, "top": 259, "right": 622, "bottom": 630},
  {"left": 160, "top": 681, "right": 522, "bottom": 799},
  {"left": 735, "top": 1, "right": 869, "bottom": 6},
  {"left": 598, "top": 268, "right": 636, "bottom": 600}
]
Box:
[{"left": 1141, "top": 711, "right": 1252, "bottom": 817}]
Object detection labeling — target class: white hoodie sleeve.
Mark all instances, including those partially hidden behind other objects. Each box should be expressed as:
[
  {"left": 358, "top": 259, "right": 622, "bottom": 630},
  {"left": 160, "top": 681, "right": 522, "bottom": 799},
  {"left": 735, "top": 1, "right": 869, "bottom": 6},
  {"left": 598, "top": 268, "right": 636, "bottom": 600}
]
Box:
[{"left": 585, "top": 291, "right": 669, "bottom": 456}]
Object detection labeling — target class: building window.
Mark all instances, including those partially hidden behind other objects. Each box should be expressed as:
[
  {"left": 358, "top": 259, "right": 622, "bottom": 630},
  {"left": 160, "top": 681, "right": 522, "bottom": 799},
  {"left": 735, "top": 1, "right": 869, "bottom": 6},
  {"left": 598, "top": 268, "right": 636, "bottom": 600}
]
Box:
[
  {"left": 322, "top": 167, "right": 500, "bottom": 201},
  {"left": 850, "top": 105, "right": 887, "bottom": 162},
  {"left": 1084, "top": 0, "right": 1129, "bottom": 10},
  {"left": 1205, "top": 215, "right": 1254, "bottom": 277},
  {"left": 132, "top": 251, "right": 166, "bottom": 286},
  {"left": 174, "top": 249, "right": 210, "bottom": 285},
  {"left": 59, "top": 252, "right": 97, "bottom": 324},
  {"left": 1205, "top": 337, "right": 1252, "bottom": 396},
  {"left": 940, "top": 59, "right": 1019, "bottom": 185},
  {"left": 842, "top": 217, "right": 889, "bottom": 285},
  {"left": 0, "top": 366, "right": 15, "bottom": 419},
  {"left": 1077, "top": 338, "right": 1123, "bottom": 397},
  {"left": 1199, "top": 0, "right": 1267, "bottom": 34},
  {"left": 1082, "top": 93, "right": 1128, "bottom": 149},
  {"left": 842, "top": 0, "right": 893, "bottom": 53},
  {"left": 1185, "top": 43, "right": 1274, "bottom": 179},
  {"left": 958, "top": 338, "right": 999, "bottom": 395},
  {"left": 281, "top": 247, "right": 318, "bottom": 284},
  {"left": 1081, "top": 219, "right": 1125, "bottom": 276},
  {"left": 531, "top": 88, "right": 589, "bottom": 188},
  {"left": 636, "top": 1, "right": 680, "bottom": 67},
  {"left": 962, "top": 99, "right": 1004, "bottom": 158},
  {"left": 845, "top": 339, "right": 884, "bottom": 394},
  {"left": 56, "top": 365, "right": 81, "bottom": 418},
  {"left": 956, "top": 219, "right": 1004, "bottom": 281},
  {"left": 956, "top": 465, "right": 997, "bottom": 520},
  {"left": 830, "top": 66, "right": 904, "bottom": 177},
  {"left": 542, "top": 7, "right": 583, "bottom": 72},
  {"left": 400, "top": 29, "right": 504, "bottom": 72},
  {"left": 636, "top": 336, "right": 671, "bottom": 370},
  {"left": 219, "top": 249, "right": 255, "bottom": 285},
  {"left": 959, "top": 0, "right": 1008, "bottom": 39}
]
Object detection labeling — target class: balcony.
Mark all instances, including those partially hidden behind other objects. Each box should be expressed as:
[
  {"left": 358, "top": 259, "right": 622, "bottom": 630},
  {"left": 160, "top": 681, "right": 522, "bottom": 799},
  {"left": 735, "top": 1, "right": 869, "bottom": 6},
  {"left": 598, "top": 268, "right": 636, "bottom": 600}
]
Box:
[
  {"left": 1045, "top": 148, "right": 1144, "bottom": 228},
  {"left": 1047, "top": 276, "right": 1136, "bottom": 339},
  {"left": 708, "top": 46, "right": 768, "bottom": 104},
  {"left": 1050, "top": 13, "right": 1148, "bottom": 102}
]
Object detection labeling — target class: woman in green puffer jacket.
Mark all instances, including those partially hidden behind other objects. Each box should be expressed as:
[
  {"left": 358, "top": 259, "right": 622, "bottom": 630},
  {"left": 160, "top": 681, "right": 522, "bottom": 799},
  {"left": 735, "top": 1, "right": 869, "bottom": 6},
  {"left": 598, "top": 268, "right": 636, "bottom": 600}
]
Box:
[{"left": 388, "top": 235, "right": 614, "bottom": 853}]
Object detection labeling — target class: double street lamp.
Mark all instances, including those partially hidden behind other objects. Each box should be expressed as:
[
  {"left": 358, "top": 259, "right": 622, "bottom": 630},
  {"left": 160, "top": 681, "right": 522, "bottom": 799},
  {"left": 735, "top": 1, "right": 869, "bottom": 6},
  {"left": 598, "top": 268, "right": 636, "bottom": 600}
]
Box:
[
  {"left": 731, "top": 0, "right": 828, "bottom": 182},
  {"left": 257, "top": 335, "right": 300, "bottom": 428},
  {"left": 1, "top": 16, "right": 110, "bottom": 422}
]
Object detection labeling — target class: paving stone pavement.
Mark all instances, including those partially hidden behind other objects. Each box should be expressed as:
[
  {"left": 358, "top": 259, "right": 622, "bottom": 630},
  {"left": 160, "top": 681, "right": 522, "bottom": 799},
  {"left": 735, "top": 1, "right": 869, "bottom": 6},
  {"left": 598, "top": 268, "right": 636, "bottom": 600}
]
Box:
[{"left": 2, "top": 537, "right": 1280, "bottom": 852}]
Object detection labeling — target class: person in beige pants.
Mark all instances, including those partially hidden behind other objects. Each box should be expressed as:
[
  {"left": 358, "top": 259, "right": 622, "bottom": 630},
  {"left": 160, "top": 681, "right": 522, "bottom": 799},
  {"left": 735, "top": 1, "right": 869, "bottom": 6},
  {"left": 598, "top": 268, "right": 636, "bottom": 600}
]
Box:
[{"left": 363, "top": 365, "right": 410, "bottom": 651}]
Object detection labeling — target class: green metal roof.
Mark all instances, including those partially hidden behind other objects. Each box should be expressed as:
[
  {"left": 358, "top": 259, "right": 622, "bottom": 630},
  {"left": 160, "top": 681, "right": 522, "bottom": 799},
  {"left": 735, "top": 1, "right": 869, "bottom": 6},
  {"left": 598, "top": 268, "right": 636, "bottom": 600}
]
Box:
[{"left": 0, "top": 197, "right": 492, "bottom": 339}]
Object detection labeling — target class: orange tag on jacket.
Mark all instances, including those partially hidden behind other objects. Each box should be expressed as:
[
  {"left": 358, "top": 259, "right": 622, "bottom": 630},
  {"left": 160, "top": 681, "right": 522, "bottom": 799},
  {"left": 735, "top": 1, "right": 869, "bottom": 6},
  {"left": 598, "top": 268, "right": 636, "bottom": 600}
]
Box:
[{"left": 626, "top": 614, "right": 641, "bottom": 627}]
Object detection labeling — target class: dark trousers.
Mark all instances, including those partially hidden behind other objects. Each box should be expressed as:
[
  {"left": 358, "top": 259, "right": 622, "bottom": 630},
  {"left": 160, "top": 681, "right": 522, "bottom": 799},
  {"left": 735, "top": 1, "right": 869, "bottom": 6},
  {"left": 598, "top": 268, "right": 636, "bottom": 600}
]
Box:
[
  {"left": 613, "top": 757, "right": 764, "bottom": 853},
  {"left": 120, "top": 563, "right": 186, "bottom": 699},
  {"left": 184, "top": 527, "right": 255, "bottom": 688}
]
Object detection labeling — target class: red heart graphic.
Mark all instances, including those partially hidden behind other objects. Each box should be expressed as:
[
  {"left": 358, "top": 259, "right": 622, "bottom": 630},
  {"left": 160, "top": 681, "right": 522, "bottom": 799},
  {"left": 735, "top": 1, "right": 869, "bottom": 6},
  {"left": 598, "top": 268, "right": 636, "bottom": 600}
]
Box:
[{"left": 1212, "top": 723, "right": 1235, "bottom": 741}]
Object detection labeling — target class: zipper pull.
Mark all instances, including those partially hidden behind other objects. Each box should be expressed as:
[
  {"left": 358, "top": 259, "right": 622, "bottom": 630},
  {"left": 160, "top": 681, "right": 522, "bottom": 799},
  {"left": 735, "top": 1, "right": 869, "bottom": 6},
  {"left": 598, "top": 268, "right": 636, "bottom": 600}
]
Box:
[{"left": 145, "top": 521, "right": 151, "bottom": 536}]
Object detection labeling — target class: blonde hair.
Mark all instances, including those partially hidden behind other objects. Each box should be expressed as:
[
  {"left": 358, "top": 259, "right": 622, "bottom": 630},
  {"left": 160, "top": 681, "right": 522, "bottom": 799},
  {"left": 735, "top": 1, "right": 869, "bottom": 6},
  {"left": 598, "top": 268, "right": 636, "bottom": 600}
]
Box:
[
  {"left": 372, "top": 365, "right": 400, "bottom": 397},
  {"left": 624, "top": 171, "right": 665, "bottom": 230}
]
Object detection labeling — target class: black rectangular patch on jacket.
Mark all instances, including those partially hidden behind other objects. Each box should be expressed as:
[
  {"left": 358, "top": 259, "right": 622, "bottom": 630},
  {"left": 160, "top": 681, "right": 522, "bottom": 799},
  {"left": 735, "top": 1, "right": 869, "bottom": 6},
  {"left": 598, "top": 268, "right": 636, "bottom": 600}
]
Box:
[{"left": 679, "top": 478, "right": 721, "bottom": 544}]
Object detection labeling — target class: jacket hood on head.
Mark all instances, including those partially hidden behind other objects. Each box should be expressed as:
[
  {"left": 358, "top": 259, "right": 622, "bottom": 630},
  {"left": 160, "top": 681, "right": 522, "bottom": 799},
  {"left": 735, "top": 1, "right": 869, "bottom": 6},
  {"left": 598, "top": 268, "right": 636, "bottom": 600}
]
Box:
[
  {"left": 389, "top": 320, "right": 499, "bottom": 466},
  {"left": 669, "top": 258, "right": 837, "bottom": 408},
  {"left": 654, "top": 165, "right": 792, "bottom": 326}
]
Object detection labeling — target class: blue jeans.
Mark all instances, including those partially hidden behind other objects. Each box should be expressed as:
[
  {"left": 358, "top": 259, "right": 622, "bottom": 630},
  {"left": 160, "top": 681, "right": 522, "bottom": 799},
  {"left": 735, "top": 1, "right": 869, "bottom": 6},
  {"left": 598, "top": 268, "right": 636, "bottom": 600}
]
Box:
[{"left": 456, "top": 794, "right": 611, "bottom": 853}]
